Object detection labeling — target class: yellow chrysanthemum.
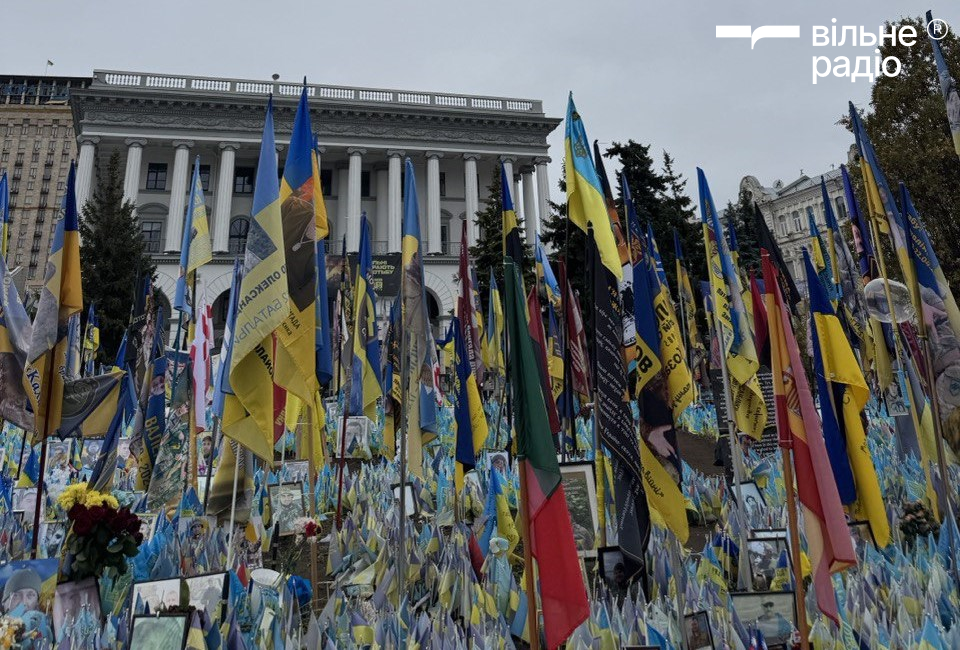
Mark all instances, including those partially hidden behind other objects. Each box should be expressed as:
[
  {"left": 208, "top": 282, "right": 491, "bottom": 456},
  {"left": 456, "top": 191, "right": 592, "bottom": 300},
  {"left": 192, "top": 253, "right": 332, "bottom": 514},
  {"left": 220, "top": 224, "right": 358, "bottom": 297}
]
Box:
[{"left": 57, "top": 482, "right": 90, "bottom": 510}]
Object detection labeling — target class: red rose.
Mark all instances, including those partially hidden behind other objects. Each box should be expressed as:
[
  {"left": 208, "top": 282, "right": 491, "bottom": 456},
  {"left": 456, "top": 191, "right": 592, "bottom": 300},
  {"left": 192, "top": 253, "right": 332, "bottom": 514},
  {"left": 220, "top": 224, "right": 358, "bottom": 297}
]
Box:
[
  {"left": 88, "top": 505, "right": 107, "bottom": 521},
  {"left": 68, "top": 504, "right": 87, "bottom": 520},
  {"left": 304, "top": 521, "right": 318, "bottom": 538},
  {"left": 73, "top": 513, "right": 93, "bottom": 536}
]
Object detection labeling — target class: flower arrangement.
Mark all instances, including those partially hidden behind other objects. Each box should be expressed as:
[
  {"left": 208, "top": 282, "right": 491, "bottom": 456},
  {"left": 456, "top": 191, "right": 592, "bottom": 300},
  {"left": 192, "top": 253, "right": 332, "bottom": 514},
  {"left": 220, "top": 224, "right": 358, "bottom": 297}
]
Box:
[
  {"left": 292, "top": 517, "right": 321, "bottom": 543},
  {"left": 899, "top": 500, "right": 938, "bottom": 547},
  {"left": 57, "top": 483, "right": 144, "bottom": 580},
  {"left": 0, "top": 616, "right": 22, "bottom": 650}
]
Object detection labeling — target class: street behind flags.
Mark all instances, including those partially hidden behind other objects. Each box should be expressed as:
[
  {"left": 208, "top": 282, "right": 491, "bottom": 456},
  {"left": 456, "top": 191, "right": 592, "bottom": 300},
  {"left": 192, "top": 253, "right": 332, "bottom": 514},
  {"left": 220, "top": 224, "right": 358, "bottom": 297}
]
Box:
[
  {"left": 401, "top": 158, "right": 438, "bottom": 478},
  {"left": 762, "top": 251, "right": 856, "bottom": 623},
  {"left": 453, "top": 315, "right": 488, "bottom": 493},
  {"left": 698, "top": 168, "right": 766, "bottom": 439},
  {"left": 804, "top": 252, "right": 890, "bottom": 548},
  {"left": 173, "top": 158, "right": 213, "bottom": 317},
  {"left": 927, "top": 10, "right": 960, "bottom": 157},
  {"left": 0, "top": 253, "right": 34, "bottom": 429},
  {"left": 504, "top": 260, "right": 588, "bottom": 649},
  {"left": 275, "top": 85, "right": 318, "bottom": 403},
  {"left": 566, "top": 96, "right": 650, "bottom": 561},
  {"left": 26, "top": 162, "right": 82, "bottom": 437},
  {"left": 349, "top": 214, "right": 381, "bottom": 423},
  {"left": 226, "top": 98, "right": 289, "bottom": 461}
]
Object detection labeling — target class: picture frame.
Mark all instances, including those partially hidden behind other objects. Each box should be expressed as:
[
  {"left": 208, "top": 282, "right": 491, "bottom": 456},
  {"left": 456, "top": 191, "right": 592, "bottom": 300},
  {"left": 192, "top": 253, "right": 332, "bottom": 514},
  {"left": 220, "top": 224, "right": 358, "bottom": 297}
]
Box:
[
  {"left": 281, "top": 459, "right": 309, "bottom": 484},
  {"left": 683, "top": 610, "right": 715, "bottom": 650},
  {"left": 391, "top": 482, "right": 418, "bottom": 518},
  {"left": 334, "top": 415, "right": 372, "bottom": 459},
  {"left": 485, "top": 449, "right": 510, "bottom": 476},
  {"left": 79, "top": 437, "right": 104, "bottom": 480},
  {"left": 38, "top": 520, "right": 68, "bottom": 560},
  {"left": 185, "top": 571, "right": 227, "bottom": 625},
  {"left": 746, "top": 536, "right": 791, "bottom": 591},
  {"left": 131, "top": 577, "right": 183, "bottom": 612},
  {"left": 53, "top": 577, "right": 101, "bottom": 642},
  {"left": 0, "top": 558, "right": 59, "bottom": 613},
  {"left": 268, "top": 482, "right": 306, "bottom": 536},
  {"left": 733, "top": 480, "right": 766, "bottom": 516},
  {"left": 730, "top": 591, "right": 797, "bottom": 646},
  {"left": 848, "top": 520, "right": 878, "bottom": 550},
  {"left": 130, "top": 613, "right": 189, "bottom": 650},
  {"left": 559, "top": 461, "right": 598, "bottom": 558},
  {"left": 138, "top": 513, "right": 158, "bottom": 542},
  {"left": 12, "top": 487, "right": 37, "bottom": 525},
  {"left": 597, "top": 545, "right": 643, "bottom": 592}
]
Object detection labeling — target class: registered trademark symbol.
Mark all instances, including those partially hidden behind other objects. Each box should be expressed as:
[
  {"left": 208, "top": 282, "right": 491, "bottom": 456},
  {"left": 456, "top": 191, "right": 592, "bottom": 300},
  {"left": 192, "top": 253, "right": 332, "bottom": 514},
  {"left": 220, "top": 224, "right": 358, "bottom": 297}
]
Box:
[{"left": 928, "top": 18, "right": 949, "bottom": 41}]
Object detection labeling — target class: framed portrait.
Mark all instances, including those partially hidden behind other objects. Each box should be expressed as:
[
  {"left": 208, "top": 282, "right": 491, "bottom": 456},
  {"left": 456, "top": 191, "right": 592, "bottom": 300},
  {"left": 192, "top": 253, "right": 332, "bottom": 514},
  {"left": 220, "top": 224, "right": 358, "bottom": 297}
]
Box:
[
  {"left": 268, "top": 482, "right": 306, "bottom": 536},
  {"left": 116, "top": 437, "right": 132, "bottom": 465},
  {"left": 0, "top": 558, "right": 59, "bottom": 614},
  {"left": 231, "top": 521, "right": 263, "bottom": 570},
  {"left": 38, "top": 520, "right": 68, "bottom": 560},
  {"left": 559, "top": 461, "right": 598, "bottom": 557},
  {"left": 731, "top": 591, "right": 797, "bottom": 646},
  {"left": 138, "top": 513, "right": 157, "bottom": 542},
  {"left": 130, "top": 613, "right": 189, "bottom": 650},
  {"left": 392, "top": 482, "right": 418, "bottom": 518},
  {"left": 683, "top": 610, "right": 714, "bottom": 650},
  {"left": 132, "top": 578, "right": 182, "bottom": 612},
  {"left": 12, "top": 488, "right": 37, "bottom": 524},
  {"left": 282, "top": 460, "right": 309, "bottom": 484},
  {"left": 53, "top": 577, "right": 101, "bottom": 642},
  {"left": 485, "top": 450, "right": 510, "bottom": 476},
  {"left": 79, "top": 438, "right": 104, "bottom": 480},
  {"left": 848, "top": 520, "right": 877, "bottom": 550},
  {"left": 335, "top": 416, "right": 372, "bottom": 459},
  {"left": 746, "top": 536, "right": 790, "bottom": 591},
  {"left": 734, "top": 480, "right": 766, "bottom": 517},
  {"left": 597, "top": 545, "right": 643, "bottom": 592},
  {"left": 185, "top": 572, "right": 227, "bottom": 625}
]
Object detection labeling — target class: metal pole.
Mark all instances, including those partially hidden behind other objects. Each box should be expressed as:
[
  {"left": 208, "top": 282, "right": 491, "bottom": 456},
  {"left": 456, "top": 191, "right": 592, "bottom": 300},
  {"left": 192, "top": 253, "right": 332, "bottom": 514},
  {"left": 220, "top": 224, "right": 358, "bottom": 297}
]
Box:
[{"left": 224, "top": 441, "right": 242, "bottom": 568}]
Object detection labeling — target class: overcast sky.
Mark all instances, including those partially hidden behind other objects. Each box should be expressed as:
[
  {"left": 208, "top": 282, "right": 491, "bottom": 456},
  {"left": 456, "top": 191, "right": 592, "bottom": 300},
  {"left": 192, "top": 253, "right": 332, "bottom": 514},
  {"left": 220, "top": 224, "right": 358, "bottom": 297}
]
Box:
[{"left": 3, "top": 1, "right": 956, "bottom": 206}]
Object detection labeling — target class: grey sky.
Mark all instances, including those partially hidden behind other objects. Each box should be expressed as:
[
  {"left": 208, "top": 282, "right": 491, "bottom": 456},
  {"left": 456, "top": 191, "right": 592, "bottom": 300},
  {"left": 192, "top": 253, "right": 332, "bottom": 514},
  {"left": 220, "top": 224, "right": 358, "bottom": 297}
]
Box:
[{"left": 3, "top": 1, "right": 956, "bottom": 207}]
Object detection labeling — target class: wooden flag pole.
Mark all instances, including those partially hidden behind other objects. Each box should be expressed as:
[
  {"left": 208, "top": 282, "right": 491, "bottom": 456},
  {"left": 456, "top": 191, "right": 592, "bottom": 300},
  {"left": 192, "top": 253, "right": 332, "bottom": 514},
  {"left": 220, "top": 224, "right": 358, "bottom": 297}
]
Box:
[
  {"left": 780, "top": 445, "right": 811, "bottom": 650},
  {"left": 518, "top": 458, "right": 540, "bottom": 650},
  {"left": 224, "top": 440, "right": 242, "bottom": 569},
  {"left": 306, "top": 404, "right": 319, "bottom": 602}
]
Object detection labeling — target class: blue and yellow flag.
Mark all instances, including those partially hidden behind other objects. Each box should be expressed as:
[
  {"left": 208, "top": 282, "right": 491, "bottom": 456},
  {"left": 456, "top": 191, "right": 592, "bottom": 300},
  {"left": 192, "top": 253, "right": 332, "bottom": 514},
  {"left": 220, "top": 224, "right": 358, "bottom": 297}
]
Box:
[
  {"left": 804, "top": 251, "right": 889, "bottom": 547},
  {"left": 535, "top": 235, "right": 561, "bottom": 309},
  {"left": 81, "top": 303, "right": 99, "bottom": 377},
  {"left": 482, "top": 270, "right": 504, "bottom": 377},
  {"left": 674, "top": 229, "right": 703, "bottom": 368},
  {"left": 25, "top": 163, "right": 82, "bottom": 437},
  {"left": 275, "top": 86, "right": 318, "bottom": 404},
  {"left": 698, "top": 168, "right": 766, "bottom": 438},
  {"left": 0, "top": 254, "right": 33, "bottom": 430},
  {"left": 0, "top": 172, "right": 9, "bottom": 261},
  {"left": 401, "top": 158, "right": 438, "bottom": 478},
  {"left": 349, "top": 213, "right": 382, "bottom": 423},
  {"left": 226, "top": 98, "right": 288, "bottom": 461},
  {"left": 173, "top": 158, "right": 213, "bottom": 317},
  {"left": 927, "top": 10, "right": 960, "bottom": 157},
  {"left": 453, "top": 315, "right": 488, "bottom": 493},
  {"left": 808, "top": 208, "right": 839, "bottom": 304}
]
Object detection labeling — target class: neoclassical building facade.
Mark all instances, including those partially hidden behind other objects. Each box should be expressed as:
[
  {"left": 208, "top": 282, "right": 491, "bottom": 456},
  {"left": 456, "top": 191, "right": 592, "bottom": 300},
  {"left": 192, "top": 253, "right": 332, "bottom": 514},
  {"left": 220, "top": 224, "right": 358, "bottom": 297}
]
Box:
[{"left": 70, "top": 69, "right": 561, "bottom": 338}]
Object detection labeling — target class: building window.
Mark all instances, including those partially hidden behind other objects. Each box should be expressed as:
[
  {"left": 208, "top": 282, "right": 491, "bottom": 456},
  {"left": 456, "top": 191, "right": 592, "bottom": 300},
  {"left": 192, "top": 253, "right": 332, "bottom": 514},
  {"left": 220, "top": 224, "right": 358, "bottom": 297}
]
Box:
[
  {"left": 0, "top": 153, "right": 7, "bottom": 163},
  {"left": 140, "top": 220, "right": 163, "bottom": 253},
  {"left": 2, "top": 140, "right": 9, "bottom": 150},
  {"left": 33, "top": 141, "right": 40, "bottom": 152},
  {"left": 26, "top": 181, "right": 34, "bottom": 191},
  {"left": 14, "top": 153, "right": 22, "bottom": 166},
  {"left": 361, "top": 170, "right": 371, "bottom": 198},
  {"left": 792, "top": 210, "right": 801, "bottom": 232},
  {"left": 199, "top": 165, "right": 211, "bottom": 192},
  {"left": 234, "top": 167, "right": 254, "bottom": 194},
  {"left": 439, "top": 172, "right": 446, "bottom": 197},
  {"left": 835, "top": 196, "right": 846, "bottom": 220},
  {"left": 228, "top": 217, "right": 249, "bottom": 255},
  {"left": 45, "top": 154, "right": 53, "bottom": 165},
  {"left": 28, "top": 167, "right": 36, "bottom": 179},
  {"left": 30, "top": 152, "right": 39, "bottom": 163},
  {"left": 145, "top": 163, "right": 167, "bottom": 191},
  {"left": 320, "top": 169, "right": 332, "bottom": 196},
  {"left": 57, "top": 181, "right": 64, "bottom": 191},
  {"left": 47, "top": 141, "right": 55, "bottom": 153}
]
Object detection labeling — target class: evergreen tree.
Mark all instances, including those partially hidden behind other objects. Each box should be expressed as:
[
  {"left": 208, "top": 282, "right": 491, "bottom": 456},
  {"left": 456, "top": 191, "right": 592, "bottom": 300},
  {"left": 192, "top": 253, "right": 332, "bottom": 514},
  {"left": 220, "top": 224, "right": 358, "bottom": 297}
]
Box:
[
  {"left": 469, "top": 166, "right": 533, "bottom": 298},
  {"left": 539, "top": 171, "right": 590, "bottom": 306},
  {"left": 723, "top": 187, "right": 761, "bottom": 274},
  {"left": 79, "top": 152, "right": 156, "bottom": 360}
]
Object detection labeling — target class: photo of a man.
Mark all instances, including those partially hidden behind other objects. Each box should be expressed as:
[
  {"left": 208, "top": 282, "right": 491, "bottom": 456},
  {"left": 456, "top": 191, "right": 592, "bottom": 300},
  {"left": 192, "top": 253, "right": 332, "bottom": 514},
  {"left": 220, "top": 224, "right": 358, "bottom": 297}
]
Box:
[{"left": 2, "top": 568, "right": 41, "bottom": 614}]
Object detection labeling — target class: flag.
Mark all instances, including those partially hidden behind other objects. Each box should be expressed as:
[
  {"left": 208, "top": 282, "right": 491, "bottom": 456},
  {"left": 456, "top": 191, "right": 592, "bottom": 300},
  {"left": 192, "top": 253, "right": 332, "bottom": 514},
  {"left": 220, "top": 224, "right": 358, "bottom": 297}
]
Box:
[
  {"left": 81, "top": 303, "right": 99, "bottom": 377},
  {"left": 226, "top": 98, "right": 288, "bottom": 462},
  {"left": 927, "top": 10, "right": 960, "bottom": 157},
  {"left": 213, "top": 261, "right": 242, "bottom": 421},
  {"left": 348, "top": 213, "right": 381, "bottom": 422},
  {"left": 504, "top": 259, "right": 588, "bottom": 649},
  {"left": 453, "top": 315, "right": 488, "bottom": 493},
  {"left": 25, "top": 162, "right": 82, "bottom": 437},
  {"left": 381, "top": 295, "right": 400, "bottom": 460},
  {"left": 400, "top": 158, "right": 438, "bottom": 478},
  {"left": 564, "top": 282, "right": 590, "bottom": 400},
  {"left": 698, "top": 168, "right": 766, "bottom": 438},
  {"left": 59, "top": 368, "right": 125, "bottom": 438},
  {"left": 275, "top": 85, "right": 318, "bottom": 404},
  {"left": 315, "top": 237, "right": 333, "bottom": 387},
  {"left": 535, "top": 235, "right": 561, "bottom": 309},
  {"left": 754, "top": 203, "right": 801, "bottom": 312},
  {"left": 482, "top": 270, "right": 504, "bottom": 377},
  {"left": 173, "top": 158, "right": 213, "bottom": 317},
  {"left": 526, "top": 286, "right": 561, "bottom": 438},
  {"left": 190, "top": 292, "right": 212, "bottom": 430},
  {"left": 673, "top": 229, "right": 703, "bottom": 369},
  {"left": 762, "top": 250, "right": 856, "bottom": 622},
  {"left": 478, "top": 462, "right": 518, "bottom": 555},
  {"left": 808, "top": 207, "right": 839, "bottom": 304},
  {"left": 546, "top": 305, "right": 564, "bottom": 406},
  {"left": 88, "top": 372, "right": 134, "bottom": 493},
  {"left": 457, "top": 220, "right": 484, "bottom": 385},
  {"left": 822, "top": 178, "right": 869, "bottom": 352},
  {"left": 0, "top": 254, "right": 34, "bottom": 429},
  {"left": 501, "top": 163, "right": 525, "bottom": 268},
  {"left": 0, "top": 172, "right": 9, "bottom": 261},
  {"left": 567, "top": 96, "right": 650, "bottom": 561},
  {"left": 804, "top": 251, "right": 890, "bottom": 548},
  {"left": 17, "top": 446, "right": 39, "bottom": 488}
]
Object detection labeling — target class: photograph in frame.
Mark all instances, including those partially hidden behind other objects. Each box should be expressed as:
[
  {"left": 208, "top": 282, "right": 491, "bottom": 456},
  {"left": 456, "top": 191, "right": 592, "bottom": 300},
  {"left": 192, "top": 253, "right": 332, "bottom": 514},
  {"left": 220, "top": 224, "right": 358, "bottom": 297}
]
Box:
[
  {"left": 129, "top": 613, "right": 189, "bottom": 650},
  {"left": 730, "top": 591, "right": 797, "bottom": 646},
  {"left": 683, "top": 610, "right": 714, "bottom": 650},
  {"left": 268, "top": 482, "right": 306, "bottom": 536},
  {"left": 53, "top": 577, "right": 101, "bottom": 642},
  {"left": 559, "top": 461, "right": 598, "bottom": 557}
]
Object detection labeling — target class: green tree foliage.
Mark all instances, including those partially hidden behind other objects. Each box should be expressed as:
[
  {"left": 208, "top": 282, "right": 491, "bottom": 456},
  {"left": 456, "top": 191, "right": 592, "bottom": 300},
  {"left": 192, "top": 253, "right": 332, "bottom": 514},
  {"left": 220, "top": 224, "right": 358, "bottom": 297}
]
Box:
[
  {"left": 539, "top": 170, "right": 590, "bottom": 307},
  {"left": 469, "top": 166, "right": 533, "bottom": 299},
  {"left": 845, "top": 15, "right": 960, "bottom": 287},
  {"left": 79, "top": 152, "right": 156, "bottom": 360},
  {"left": 722, "top": 187, "right": 761, "bottom": 275}
]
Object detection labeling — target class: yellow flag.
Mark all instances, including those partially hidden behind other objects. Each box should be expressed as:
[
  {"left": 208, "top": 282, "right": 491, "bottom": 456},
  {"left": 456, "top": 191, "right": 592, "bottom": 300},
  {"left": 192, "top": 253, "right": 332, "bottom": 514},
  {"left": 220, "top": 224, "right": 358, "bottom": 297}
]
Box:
[{"left": 639, "top": 436, "right": 689, "bottom": 544}]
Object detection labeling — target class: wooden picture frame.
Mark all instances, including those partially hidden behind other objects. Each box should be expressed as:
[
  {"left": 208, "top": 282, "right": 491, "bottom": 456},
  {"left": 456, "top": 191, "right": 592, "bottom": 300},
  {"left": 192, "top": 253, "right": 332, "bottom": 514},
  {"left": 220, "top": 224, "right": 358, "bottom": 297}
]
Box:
[
  {"left": 268, "top": 482, "right": 306, "bottom": 536},
  {"left": 683, "top": 610, "right": 715, "bottom": 650},
  {"left": 730, "top": 591, "right": 797, "bottom": 646},
  {"left": 558, "top": 461, "right": 598, "bottom": 558}
]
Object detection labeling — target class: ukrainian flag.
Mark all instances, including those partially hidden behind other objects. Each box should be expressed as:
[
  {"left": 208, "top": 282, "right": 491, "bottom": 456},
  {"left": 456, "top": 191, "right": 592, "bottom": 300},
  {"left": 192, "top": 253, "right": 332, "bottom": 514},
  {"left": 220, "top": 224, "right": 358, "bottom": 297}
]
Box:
[
  {"left": 349, "top": 213, "right": 382, "bottom": 423},
  {"left": 173, "top": 157, "right": 212, "bottom": 317},
  {"left": 0, "top": 172, "right": 8, "bottom": 261},
  {"left": 25, "top": 163, "right": 82, "bottom": 437},
  {"left": 808, "top": 208, "right": 838, "bottom": 304},
  {"left": 226, "top": 98, "right": 289, "bottom": 462},
  {"left": 501, "top": 163, "right": 525, "bottom": 267},
  {"left": 482, "top": 270, "right": 504, "bottom": 376},
  {"left": 535, "top": 235, "right": 561, "bottom": 308},
  {"left": 275, "top": 86, "right": 318, "bottom": 404},
  {"left": 453, "top": 315, "right": 488, "bottom": 493},
  {"left": 804, "top": 251, "right": 889, "bottom": 548}
]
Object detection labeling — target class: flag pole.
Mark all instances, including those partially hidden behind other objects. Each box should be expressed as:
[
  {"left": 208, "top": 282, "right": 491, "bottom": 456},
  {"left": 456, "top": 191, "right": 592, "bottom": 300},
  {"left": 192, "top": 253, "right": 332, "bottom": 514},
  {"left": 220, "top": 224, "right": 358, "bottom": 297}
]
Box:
[
  {"left": 518, "top": 455, "right": 541, "bottom": 650},
  {"left": 306, "top": 404, "right": 319, "bottom": 603},
  {"left": 200, "top": 416, "right": 220, "bottom": 515},
  {"left": 559, "top": 258, "right": 574, "bottom": 462},
  {"left": 30, "top": 347, "right": 60, "bottom": 556},
  {"left": 396, "top": 328, "right": 410, "bottom": 646},
  {"left": 224, "top": 440, "right": 242, "bottom": 569},
  {"left": 780, "top": 443, "right": 811, "bottom": 649},
  {"left": 586, "top": 225, "right": 605, "bottom": 548}
]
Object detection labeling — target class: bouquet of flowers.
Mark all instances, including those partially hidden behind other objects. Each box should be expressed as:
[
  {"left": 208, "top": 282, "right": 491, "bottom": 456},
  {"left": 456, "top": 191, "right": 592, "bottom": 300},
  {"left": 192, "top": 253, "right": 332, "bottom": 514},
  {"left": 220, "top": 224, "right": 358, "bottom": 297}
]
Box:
[
  {"left": 0, "top": 616, "right": 23, "bottom": 650},
  {"left": 292, "top": 517, "right": 321, "bottom": 544},
  {"left": 57, "top": 483, "right": 144, "bottom": 580}
]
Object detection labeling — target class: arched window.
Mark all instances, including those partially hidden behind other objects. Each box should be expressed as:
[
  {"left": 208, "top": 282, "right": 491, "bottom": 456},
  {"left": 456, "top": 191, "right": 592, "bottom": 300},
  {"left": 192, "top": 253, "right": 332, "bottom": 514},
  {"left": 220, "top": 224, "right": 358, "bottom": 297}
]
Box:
[{"left": 228, "top": 217, "right": 249, "bottom": 256}]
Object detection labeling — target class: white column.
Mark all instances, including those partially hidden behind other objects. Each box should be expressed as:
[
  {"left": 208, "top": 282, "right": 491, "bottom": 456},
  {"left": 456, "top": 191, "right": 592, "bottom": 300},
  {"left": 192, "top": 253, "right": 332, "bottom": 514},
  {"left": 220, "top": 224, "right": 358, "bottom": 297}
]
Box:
[
  {"left": 122, "top": 138, "right": 146, "bottom": 211},
  {"left": 463, "top": 153, "right": 480, "bottom": 248},
  {"left": 426, "top": 151, "right": 443, "bottom": 254},
  {"left": 164, "top": 140, "right": 193, "bottom": 252},
  {"left": 534, "top": 156, "right": 551, "bottom": 242},
  {"left": 521, "top": 165, "right": 537, "bottom": 244},
  {"left": 335, "top": 162, "right": 349, "bottom": 245},
  {"left": 514, "top": 176, "right": 522, "bottom": 223},
  {"left": 374, "top": 163, "right": 388, "bottom": 252},
  {"left": 75, "top": 136, "right": 98, "bottom": 213},
  {"left": 212, "top": 142, "right": 238, "bottom": 253},
  {"left": 347, "top": 148, "right": 365, "bottom": 252},
  {"left": 499, "top": 156, "right": 515, "bottom": 200},
  {"left": 387, "top": 150, "right": 404, "bottom": 253}
]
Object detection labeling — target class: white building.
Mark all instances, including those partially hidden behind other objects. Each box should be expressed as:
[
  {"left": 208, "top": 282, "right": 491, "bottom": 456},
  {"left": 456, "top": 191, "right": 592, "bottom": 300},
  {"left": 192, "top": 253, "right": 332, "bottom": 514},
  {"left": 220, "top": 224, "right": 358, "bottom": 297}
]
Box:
[
  {"left": 740, "top": 161, "right": 850, "bottom": 294},
  {"left": 70, "top": 69, "right": 561, "bottom": 340}
]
